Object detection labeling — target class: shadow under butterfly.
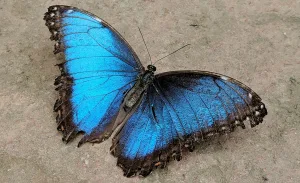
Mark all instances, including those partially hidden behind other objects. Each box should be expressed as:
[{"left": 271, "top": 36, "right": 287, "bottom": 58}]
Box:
[{"left": 44, "top": 5, "right": 267, "bottom": 177}]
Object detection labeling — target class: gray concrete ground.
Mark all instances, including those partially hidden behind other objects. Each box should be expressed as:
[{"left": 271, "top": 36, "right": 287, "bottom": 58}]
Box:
[{"left": 1, "top": 0, "right": 300, "bottom": 182}]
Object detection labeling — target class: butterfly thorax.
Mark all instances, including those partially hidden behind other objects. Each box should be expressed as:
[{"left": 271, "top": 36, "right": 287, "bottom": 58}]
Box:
[{"left": 123, "top": 65, "right": 156, "bottom": 111}]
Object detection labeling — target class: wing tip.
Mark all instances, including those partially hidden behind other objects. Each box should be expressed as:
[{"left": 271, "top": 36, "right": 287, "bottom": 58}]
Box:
[{"left": 44, "top": 5, "right": 69, "bottom": 53}]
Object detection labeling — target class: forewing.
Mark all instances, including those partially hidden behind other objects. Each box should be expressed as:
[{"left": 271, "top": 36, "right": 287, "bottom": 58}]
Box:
[
  {"left": 111, "top": 71, "right": 267, "bottom": 177},
  {"left": 44, "top": 5, "right": 142, "bottom": 145}
]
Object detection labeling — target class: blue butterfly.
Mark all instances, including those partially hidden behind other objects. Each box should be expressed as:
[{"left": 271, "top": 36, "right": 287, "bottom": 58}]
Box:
[{"left": 44, "top": 5, "right": 267, "bottom": 177}]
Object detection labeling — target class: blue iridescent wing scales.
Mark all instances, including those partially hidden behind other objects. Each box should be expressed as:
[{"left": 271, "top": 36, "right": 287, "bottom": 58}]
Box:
[
  {"left": 44, "top": 5, "right": 143, "bottom": 145},
  {"left": 111, "top": 71, "right": 267, "bottom": 177}
]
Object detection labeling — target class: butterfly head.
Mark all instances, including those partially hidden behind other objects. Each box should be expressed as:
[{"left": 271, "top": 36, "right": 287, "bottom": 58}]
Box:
[
  {"left": 138, "top": 65, "right": 156, "bottom": 86},
  {"left": 147, "top": 65, "right": 156, "bottom": 72}
]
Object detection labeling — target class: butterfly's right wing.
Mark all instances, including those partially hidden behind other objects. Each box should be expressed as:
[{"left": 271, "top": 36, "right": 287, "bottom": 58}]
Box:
[{"left": 111, "top": 71, "right": 267, "bottom": 177}]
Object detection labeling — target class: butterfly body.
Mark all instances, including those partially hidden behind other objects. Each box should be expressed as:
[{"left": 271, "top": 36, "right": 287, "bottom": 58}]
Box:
[
  {"left": 123, "top": 65, "right": 156, "bottom": 111},
  {"left": 44, "top": 5, "right": 267, "bottom": 177}
]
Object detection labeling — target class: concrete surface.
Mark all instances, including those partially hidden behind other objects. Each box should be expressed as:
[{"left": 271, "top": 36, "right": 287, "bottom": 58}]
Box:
[{"left": 1, "top": 0, "right": 300, "bottom": 182}]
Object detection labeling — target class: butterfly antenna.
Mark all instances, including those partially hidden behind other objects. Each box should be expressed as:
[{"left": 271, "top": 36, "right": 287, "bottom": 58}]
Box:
[
  {"left": 153, "top": 44, "right": 190, "bottom": 65},
  {"left": 138, "top": 27, "right": 152, "bottom": 65}
]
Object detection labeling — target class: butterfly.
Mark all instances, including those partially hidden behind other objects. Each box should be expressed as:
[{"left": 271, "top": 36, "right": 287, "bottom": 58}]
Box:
[{"left": 44, "top": 5, "right": 268, "bottom": 177}]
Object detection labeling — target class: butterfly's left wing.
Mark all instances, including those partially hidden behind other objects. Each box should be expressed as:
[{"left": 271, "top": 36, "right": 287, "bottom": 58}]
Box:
[
  {"left": 111, "top": 71, "right": 267, "bottom": 177},
  {"left": 44, "top": 5, "right": 144, "bottom": 145}
]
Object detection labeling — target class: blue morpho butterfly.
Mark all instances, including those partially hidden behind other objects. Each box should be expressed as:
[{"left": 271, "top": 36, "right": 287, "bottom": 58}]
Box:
[{"left": 44, "top": 5, "right": 267, "bottom": 177}]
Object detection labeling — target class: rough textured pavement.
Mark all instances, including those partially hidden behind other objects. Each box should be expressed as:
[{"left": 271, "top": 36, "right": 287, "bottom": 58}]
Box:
[{"left": 1, "top": 0, "right": 300, "bottom": 182}]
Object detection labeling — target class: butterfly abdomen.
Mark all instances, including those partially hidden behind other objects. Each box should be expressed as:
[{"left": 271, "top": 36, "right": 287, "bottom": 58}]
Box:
[{"left": 123, "top": 85, "right": 145, "bottom": 111}]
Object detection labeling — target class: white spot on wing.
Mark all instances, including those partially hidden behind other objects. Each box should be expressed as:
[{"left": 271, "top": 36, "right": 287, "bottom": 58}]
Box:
[
  {"left": 221, "top": 76, "right": 228, "bottom": 81},
  {"left": 248, "top": 93, "right": 252, "bottom": 99},
  {"left": 66, "top": 10, "right": 74, "bottom": 14},
  {"left": 94, "top": 17, "right": 102, "bottom": 22}
]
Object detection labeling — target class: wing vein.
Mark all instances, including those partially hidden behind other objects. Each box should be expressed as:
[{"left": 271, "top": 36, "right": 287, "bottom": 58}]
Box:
[
  {"left": 153, "top": 83, "right": 185, "bottom": 139},
  {"left": 164, "top": 80, "right": 216, "bottom": 126},
  {"left": 56, "top": 79, "right": 136, "bottom": 118},
  {"left": 175, "top": 86, "right": 205, "bottom": 139},
  {"left": 86, "top": 28, "right": 138, "bottom": 70},
  {"left": 62, "top": 15, "right": 100, "bottom": 23},
  {"left": 220, "top": 80, "right": 251, "bottom": 108},
  {"left": 214, "top": 80, "right": 243, "bottom": 119}
]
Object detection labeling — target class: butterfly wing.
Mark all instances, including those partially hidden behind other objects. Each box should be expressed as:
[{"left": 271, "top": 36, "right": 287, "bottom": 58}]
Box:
[
  {"left": 111, "top": 71, "right": 267, "bottom": 177},
  {"left": 44, "top": 5, "right": 143, "bottom": 145}
]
